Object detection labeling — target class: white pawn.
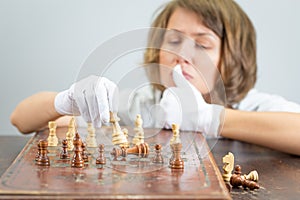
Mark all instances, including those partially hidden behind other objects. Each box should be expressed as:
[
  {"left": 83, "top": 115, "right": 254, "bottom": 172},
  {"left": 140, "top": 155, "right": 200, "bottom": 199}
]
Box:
[
  {"left": 66, "top": 117, "right": 76, "bottom": 151},
  {"left": 47, "top": 121, "right": 58, "bottom": 146},
  {"left": 170, "top": 123, "right": 181, "bottom": 145},
  {"left": 132, "top": 114, "right": 145, "bottom": 145},
  {"left": 85, "top": 123, "right": 97, "bottom": 147},
  {"left": 110, "top": 112, "right": 128, "bottom": 146},
  {"left": 121, "top": 128, "right": 130, "bottom": 148}
]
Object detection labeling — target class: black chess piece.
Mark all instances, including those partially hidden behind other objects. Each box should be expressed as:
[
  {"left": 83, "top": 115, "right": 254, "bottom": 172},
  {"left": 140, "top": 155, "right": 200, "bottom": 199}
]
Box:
[
  {"left": 96, "top": 144, "right": 106, "bottom": 165},
  {"left": 60, "top": 139, "right": 70, "bottom": 159},
  {"left": 36, "top": 140, "right": 50, "bottom": 166}
]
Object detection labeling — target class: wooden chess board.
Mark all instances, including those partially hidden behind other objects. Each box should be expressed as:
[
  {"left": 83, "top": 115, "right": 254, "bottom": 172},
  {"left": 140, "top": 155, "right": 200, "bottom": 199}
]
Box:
[{"left": 0, "top": 127, "right": 231, "bottom": 199}]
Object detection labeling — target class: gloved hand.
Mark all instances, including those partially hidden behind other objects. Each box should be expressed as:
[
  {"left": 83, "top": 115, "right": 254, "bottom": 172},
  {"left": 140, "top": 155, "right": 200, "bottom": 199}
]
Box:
[
  {"left": 159, "top": 65, "right": 224, "bottom": 138},
  {"left": 54, "top": 75, "right": 118, "bottom": 128}
]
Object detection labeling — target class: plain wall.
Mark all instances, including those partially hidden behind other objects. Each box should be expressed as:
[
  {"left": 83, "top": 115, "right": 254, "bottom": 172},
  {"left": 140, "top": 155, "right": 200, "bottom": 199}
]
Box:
[{"left": 1, "top": 0, "right": 299, "bottom": 136}]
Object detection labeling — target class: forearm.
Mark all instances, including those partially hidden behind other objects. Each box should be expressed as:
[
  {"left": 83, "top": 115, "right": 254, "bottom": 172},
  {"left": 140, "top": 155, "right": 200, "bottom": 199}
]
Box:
[
  {"left": 221, "top": 109, "right": 300, "bottom": 156},
  {"left": 10, "top": 92, "right": 62, "bottom": 134}
]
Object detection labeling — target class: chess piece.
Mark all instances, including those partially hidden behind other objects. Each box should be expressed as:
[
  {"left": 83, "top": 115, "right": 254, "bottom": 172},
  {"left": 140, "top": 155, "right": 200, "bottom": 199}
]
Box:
[
  {"left": 132, "top": 114, "right": 145, "bottom": 145},
  {"left": 96, "top": 144, "right": 106, "bottom": 165},
  {"left": 121, "top": 128, "right": 130, "bottom": 148},
  {"left": 81, "top": 142, "right": 89, "bottom": 162},
  {"left": 71, "top": 132, "right": 84, "bottom": 168},
  {"left": 47, "top": 121, "right": 58, "bottom": 146},
  {"left": 222, "top": 152, "right": 234, "bottom": 182},
  {"left": 243, "top": 170, "right": 259, "bottom": 182},
  {"left": 66, "top": 117, "right": 76, "bottom": 151},
  {"left": 35, "top": 141, "right": 41, "bottom": 161},
  {"left": 230, "top": 165, "right": 259, "bottom": 190},
  {"left": 36, "top": 140, "right": 50, "bottom": 166},
  {"left": 85, "top": 123, "right": 97, "bottom": 147},
  {"left": 152, "top": 144, "right": 164, "bottom": 163},
  {"left": 60, "top": 139, "right": 70, "bottom": 159},
  {"left": 110, "top": 111, "right": 128, "bottom": 146},
  {"left": 169, "top": 143, "right": 184, "bottom": 169},
  {"left": 111, "top": 143, "right": 149, "bottom": 158},
  {"left": 170, "top": 123, "right": 181, "bottom": 145}
]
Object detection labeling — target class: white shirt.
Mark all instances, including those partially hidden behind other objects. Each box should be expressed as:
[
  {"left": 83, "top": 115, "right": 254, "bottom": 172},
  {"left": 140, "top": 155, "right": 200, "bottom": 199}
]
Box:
[{"left": 233, "top": 89, "right": 300, "bottom": 112}]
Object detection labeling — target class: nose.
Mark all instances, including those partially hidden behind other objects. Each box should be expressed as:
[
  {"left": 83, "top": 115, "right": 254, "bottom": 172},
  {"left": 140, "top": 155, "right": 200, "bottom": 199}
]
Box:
[{"left": 176, "top": 39, "right": 195, "bottom": 66}]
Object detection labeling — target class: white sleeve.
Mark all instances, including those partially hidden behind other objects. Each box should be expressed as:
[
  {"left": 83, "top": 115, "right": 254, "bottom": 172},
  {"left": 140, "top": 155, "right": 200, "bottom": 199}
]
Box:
[{"left": 233, "top": 89, "right": 300, "bottom": 113}]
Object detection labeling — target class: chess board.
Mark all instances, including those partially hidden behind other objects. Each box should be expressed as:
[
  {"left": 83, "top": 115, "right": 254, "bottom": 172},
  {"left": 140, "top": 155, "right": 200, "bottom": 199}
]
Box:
[{"left": 0, "top": 127, "right": 231, "bottom": 200}]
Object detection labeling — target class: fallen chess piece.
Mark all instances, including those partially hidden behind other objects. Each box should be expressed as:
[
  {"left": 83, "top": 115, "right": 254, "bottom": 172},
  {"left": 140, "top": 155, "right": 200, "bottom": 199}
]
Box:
[
  {"left": 111, "top": 143, "right": 149, "bottom": 158},
  {"left": 222, "top": 152, "right": 234, "bottom": 182},
  {"left": 230, "top": 165, "right": 259, "bottom": 190}
]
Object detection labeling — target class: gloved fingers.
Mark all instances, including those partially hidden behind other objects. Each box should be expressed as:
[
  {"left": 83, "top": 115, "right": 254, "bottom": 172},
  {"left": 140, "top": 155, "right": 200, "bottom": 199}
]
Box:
[
  {"left": 95, "top": 78, "right": 111, "bottom": 124},
  {"left": 102, "top": 77, "right": 119, "bottom": 113},
  {"left": 83, "top": 85, "right": 102, "bottom": 128},
  {"left": 74, "top": 88, "right": 93, "bottom": 124}
]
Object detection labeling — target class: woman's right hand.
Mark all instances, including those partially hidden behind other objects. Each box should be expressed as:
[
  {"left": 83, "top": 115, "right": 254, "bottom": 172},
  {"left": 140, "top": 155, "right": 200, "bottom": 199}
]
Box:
[{"left": 54, "top": 75, "right": 118, "bottom": 128}]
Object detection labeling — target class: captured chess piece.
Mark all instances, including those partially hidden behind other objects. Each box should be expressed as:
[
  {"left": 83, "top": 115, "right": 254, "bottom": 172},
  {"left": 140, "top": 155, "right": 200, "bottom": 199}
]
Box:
[
  {"left": 132, "top": 114, "right": 145, "bottom": 145},
  {"left": 71, "top": 132, "right": 84, "bottom": 168},
  {"left": 110, "top": 111, "right": 128, "bottom": 147},
  {"left": 66, "top": 117, "right": 76, "bottom": 151},
  {"left": 243, "top": 170, "right": 259, "bottom": 182},
  {"left": 85, "top": 123, "right": 97, "bottom": 148},
  {"left": 152, "top": 144, "right": 164, "bottom": 164},
  {"left": 222, "top": 152, "right": 234, "bottom": 182},
  {"left": 36, "top": 140, "right": 50, "bottom": 166},
  {"left": 230, "top": 165, "right": 260, "bottom": 190},
  {"left": 96, "top": 144, "right": 106, "bottom": 165},
  {"left": 47, "top": 121, "right": 58, "bottom": 146},
  {"left": 111, "top": 143, "right": 149, "bottom": 158},
  {"left": 60, "top": 139, "right": 70, "bottom": 159}
]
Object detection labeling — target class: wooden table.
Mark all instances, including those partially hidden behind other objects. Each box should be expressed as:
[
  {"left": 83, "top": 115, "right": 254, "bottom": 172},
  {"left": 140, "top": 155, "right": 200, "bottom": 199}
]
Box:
[{"left": 0, "top": 135, "right": 299, "bottom": 200}]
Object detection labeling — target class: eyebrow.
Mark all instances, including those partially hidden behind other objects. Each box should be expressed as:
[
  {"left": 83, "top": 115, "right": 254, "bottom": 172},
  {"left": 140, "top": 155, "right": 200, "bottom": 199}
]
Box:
[{"left": 168, "top": 29, "right": 217, "bottom": 40}]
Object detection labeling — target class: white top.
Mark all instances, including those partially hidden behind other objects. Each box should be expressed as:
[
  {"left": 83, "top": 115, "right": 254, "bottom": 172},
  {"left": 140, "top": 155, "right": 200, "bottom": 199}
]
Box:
[{"left": 233, "top": 89, "right": 300, "bottom": 112}]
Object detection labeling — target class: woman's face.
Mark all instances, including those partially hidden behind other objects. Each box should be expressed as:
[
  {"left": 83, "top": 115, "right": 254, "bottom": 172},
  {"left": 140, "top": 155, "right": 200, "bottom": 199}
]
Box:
[{"left": 159, "top": 7, "right": 221, "bottom": 94}]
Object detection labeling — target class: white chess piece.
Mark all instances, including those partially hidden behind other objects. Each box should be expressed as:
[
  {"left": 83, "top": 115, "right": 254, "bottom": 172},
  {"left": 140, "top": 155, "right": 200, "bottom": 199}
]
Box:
[
  {"left": 132, "top": 114, "right": 145, "bottom": 145},
  {"left": 170, "top": 123, "right": 181, "bottom": 145},
  {"left": 110, "top": 112, "right": 128, "bottom": 146},
  {"left": 86, "top": 123, "right": 97, "bottom": 147},
  {"left": 66, "top": 117, "right": 76, "bottom": 151},
  {"left": 47, "top": 121, "right": 58, "bottom": 146}
]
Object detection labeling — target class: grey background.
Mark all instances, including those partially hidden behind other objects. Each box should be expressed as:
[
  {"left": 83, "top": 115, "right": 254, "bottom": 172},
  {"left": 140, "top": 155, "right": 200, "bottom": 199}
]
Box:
[{"left": 1, "top": 0, "right": 299, "bottom": 136}]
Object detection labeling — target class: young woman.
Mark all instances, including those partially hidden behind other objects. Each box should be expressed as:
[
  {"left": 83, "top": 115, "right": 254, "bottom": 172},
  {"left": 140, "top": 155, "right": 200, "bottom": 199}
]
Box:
[{"left": 11, "top": 0, "right": 300, "bottom": 155}]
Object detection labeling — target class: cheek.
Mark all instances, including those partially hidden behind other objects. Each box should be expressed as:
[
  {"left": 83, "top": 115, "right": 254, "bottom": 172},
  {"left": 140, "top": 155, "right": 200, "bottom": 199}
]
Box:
[{"left": 159, "top": 51, "right": 176, "bottom": 87}]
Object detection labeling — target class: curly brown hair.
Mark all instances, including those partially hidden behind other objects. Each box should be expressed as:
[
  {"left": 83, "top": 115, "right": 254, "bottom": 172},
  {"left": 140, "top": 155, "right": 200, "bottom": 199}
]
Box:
[{"left": 144, "top": 0, "right": 257, "bottom": 106}]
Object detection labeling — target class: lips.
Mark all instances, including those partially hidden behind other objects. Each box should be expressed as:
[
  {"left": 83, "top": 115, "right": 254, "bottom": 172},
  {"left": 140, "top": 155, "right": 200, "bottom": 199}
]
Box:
[{"left": 182, "top": 70, "right": 193, "bottom": 80}]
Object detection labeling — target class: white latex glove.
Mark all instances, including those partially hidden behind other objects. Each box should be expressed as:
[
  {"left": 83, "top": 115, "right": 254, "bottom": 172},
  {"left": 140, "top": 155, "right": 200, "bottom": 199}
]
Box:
[
  {"left": 54, "top": 75, "right": 118, "bottom": 128},
  {"left": 159, "top": 65, "right": 224, "bottom": 138}
]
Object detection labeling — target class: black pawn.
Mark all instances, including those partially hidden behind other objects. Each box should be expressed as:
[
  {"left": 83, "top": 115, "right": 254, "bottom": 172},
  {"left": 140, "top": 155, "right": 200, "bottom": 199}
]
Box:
[
  {"left": 96, "top": 144, "right": 106, "bottom": 165},
  {"left": 152, "top": 144, "right": 164, "bottom": 163},
  {"left": 35, "top": 141, "right": 41, "bottom": 161},
  {"left": 60, "top": 139, "right": 70, "bottom": 159},
  {"left": 81, "top": 142, "right": 89, "bottom": 162}
]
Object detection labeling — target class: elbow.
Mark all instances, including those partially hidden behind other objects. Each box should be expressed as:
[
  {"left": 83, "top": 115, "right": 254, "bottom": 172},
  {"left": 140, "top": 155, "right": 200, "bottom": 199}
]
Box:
[{"left": 10, "top": 111, "right": 33, "bottom": 134}]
